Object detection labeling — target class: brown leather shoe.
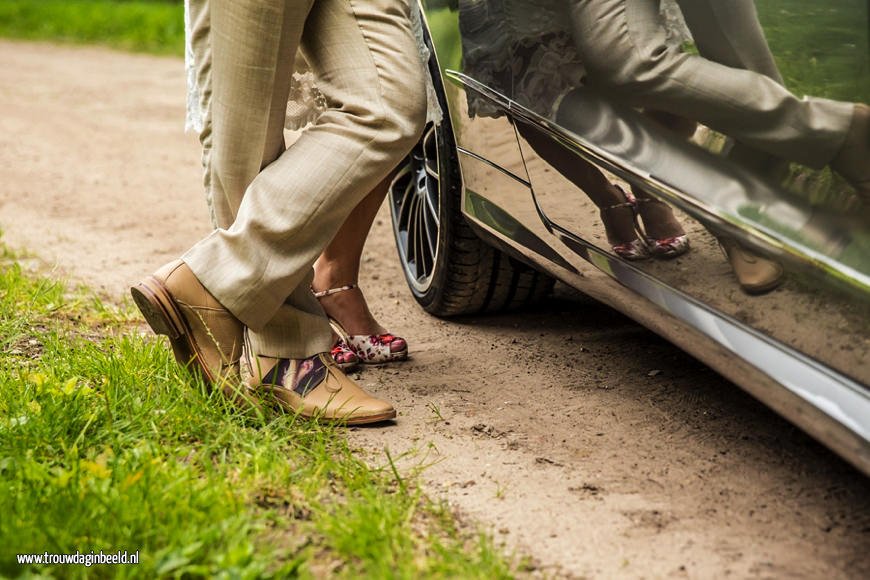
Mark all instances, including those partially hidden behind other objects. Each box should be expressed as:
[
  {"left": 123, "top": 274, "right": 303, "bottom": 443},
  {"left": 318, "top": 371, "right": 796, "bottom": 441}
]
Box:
[
  {"left": 252, "top": 353, "right": 396, "bottom": 425},
  {"left": 831, "top": 103, "right": 870, "bottom": 202},
  {"left": 719, "top": 238, "right": 784, "bottom": 295},
  {"left": 131, "top": 260, "right": 247, "bottom": 395}
]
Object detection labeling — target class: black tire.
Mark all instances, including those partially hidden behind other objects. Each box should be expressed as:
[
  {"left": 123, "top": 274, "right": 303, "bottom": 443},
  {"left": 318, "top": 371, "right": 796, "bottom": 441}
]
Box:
[{"left": 389, "top": 56, "right": 554, "bottom": 316}]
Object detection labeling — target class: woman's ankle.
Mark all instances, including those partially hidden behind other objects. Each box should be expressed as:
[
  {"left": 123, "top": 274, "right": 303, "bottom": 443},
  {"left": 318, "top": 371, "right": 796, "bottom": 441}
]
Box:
[
  {"left": 312, "top": 257, "right": 359, "bottom": 293},
  {"left": 314, "top": 284, "right": 386, "bottom": 336},
  {"left": 637, "top": 199, "right": 685, "bottom": 239}
]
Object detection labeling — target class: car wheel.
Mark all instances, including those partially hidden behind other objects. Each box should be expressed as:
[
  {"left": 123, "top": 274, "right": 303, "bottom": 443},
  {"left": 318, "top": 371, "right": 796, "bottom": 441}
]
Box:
[{"left": 389, "top": 103, "right": 553, "bottom": 316}]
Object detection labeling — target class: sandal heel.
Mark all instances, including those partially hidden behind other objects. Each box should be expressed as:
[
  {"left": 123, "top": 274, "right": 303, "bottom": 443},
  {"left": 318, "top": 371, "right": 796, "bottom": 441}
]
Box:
[{"left": 601, "top": 186, "right": 650, "bottom": 261}]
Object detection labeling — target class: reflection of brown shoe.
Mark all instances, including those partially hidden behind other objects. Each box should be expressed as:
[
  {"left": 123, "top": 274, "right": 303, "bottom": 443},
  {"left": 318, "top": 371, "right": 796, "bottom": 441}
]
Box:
[
  {"left": 131, "top": 260, "right": 251, "bottom": 403},
  {"left": 252, "top": 353, "right": 396, "bottom": 425},
  {"left": 831, "top": 103, "right": 870, "bottom": 201},
  {"left": 719, "top": 239, "right": 784, "bottom": 295}
]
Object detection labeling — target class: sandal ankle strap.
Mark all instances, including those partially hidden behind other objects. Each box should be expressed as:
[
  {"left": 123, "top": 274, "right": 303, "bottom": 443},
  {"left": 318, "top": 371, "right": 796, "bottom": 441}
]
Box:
[
  {"left": 311, "top": 283, "right": 357, "bottom": 299},
  {"left": 601, "top": 201, "right": 636, "bottom": 212}
]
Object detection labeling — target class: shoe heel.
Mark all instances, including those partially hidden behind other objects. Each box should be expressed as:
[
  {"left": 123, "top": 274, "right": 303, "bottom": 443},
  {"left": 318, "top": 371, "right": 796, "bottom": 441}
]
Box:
[{"left": 131, "top": 278, "right": 185, "bottom": 340}]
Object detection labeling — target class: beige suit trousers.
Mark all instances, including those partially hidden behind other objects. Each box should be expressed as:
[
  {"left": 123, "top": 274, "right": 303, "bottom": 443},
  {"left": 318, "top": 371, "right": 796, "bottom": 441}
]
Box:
[
  {"left": 183, "top": 0, "right": 426, "bottom": 358},
  {"left": 569, "top": 0, "right": 854, "bottom": 168}
]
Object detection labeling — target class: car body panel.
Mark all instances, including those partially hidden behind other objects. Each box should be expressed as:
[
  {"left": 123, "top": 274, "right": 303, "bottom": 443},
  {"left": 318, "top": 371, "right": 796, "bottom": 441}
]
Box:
[{"left": 418, "top": 0, "right": 870, "bottom": 474}]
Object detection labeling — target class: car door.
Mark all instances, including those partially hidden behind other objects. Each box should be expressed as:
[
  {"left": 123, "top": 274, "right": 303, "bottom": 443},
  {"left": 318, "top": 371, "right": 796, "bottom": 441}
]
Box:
[{"left": 499, "top": 0, "right": 870, "bottom": 388}]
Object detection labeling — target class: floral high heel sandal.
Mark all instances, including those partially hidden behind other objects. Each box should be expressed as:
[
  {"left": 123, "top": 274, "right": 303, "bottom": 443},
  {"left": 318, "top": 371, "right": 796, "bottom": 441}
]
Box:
[
  {"left": 312, "top": 284, "right": 409, "bottom": 365},
  {"left": 329, "top": 342, "right": 360, "bottom": 371},
  {"left": 599, "top": 187, "right": 650, "bottom": 260}
]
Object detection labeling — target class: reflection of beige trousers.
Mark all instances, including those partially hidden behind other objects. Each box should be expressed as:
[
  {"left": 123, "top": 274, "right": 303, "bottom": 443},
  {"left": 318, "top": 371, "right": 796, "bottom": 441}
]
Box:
[
  {"left": 183, "top": 0, "right": 426, "bottom": 358},
  {"left": 569, "top": 0, "right": 854, "bottom": 167}
]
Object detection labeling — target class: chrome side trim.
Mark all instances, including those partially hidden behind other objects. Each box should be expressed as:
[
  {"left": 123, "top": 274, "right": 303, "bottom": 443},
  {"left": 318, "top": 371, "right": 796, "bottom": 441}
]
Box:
[
  {"left": 457, "top": 147, "right": 530, "bottom": 187},
  {"left": 445, "top": 69, "right": 510, "bottom": 111},
  {"left": 594, "top": 238, "right": 870, "bottom": 473}
]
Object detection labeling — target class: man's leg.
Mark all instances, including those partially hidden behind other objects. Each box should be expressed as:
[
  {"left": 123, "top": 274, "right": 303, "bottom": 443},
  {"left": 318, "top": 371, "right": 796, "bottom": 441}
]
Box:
[
  {"left": 136, "top": 0, "right": 422, "bottom": 422},
  {"left": 675, "top": 0, "right": 782, "bottom": 84},
  {"left": 132, "top": 0, "right": 313, "bottom": 390},
  {"left": 182, "top": 0, "right": 333, "bottom": 363},
  {"left": 568, "top": 0, "right": 853, "bottom": 167},
  {"left": 183, "top": 0, "right": 426, "bottom": 358}
]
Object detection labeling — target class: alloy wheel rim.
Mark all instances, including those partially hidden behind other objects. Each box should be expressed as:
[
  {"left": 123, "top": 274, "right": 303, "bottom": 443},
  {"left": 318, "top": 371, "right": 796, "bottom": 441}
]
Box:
[{"left": 389, "top": 123, "right": 441, "bottom": 295}]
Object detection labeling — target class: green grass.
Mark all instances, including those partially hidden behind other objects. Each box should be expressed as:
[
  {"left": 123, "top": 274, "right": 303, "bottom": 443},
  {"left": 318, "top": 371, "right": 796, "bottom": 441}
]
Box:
[
  {"left": 755, "top": 0, "right": 869, "bottom": 103},
  {"left": 0, "top": 1, "right": 184, "bottom": 55},
  {"left": 0, "top": 245, "right": 517, "bottom": 578}
]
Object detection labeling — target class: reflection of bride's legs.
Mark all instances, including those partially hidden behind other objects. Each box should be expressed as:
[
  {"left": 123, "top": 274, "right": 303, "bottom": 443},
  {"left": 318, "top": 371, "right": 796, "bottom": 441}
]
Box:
[
  {"left": 599, "top": 186, "right": 650, "bottom": 261},
  {"left": 545, "top": 157, "right": 651, "bottom": 259},
  {"left": 631, "top": 110, "right": 692, "bottom": 258},
  {"left": 517, "top": 124, "right": 649, "bottom": 259}
]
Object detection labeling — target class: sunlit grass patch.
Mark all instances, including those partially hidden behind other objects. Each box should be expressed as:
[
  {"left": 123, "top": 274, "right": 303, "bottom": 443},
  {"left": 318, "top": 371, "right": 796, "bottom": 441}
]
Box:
[{"left": 0, "top": 248, "right": 517, "bottom": 578}]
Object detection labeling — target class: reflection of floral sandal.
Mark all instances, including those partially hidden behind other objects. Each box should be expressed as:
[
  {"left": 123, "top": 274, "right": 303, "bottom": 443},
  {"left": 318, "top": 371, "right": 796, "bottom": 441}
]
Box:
[
  {"left": 635, "top": 197, "right": 690, "bottom": 259},
  {"left": 313, "top": 284, "right": 409, "bottom": 365},
  {"left": 600, "top": 187, "right": 650, "bottom": 261}
]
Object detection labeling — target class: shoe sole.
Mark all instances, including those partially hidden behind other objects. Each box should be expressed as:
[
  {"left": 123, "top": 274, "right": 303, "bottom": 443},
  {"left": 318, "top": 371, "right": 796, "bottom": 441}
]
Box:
[
  {"left": 131, "top": 276, "right": 215, "bottom": 383},
  {"left": 342, "top": 409, "right": 397, "bottom": 425},
  {"left": 741, "top": 275, "right": 784, "bottom": 295}
]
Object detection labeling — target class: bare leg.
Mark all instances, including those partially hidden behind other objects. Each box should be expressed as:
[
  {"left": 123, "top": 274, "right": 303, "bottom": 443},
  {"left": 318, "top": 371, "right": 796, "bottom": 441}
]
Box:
[
  {"left": 632, "top": 110, "right": 691, "bottom": 247},
  {"left": 312, "top": 173, "right": 394, "bottom": 336}
]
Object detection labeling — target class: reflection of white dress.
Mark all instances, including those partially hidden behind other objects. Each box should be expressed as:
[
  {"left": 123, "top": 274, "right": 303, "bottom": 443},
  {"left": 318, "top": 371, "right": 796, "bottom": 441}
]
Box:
[
  {"left": 183, "top": 0, "right": 440, "bottom": 134},
  {"left": 461, "top": 0, "right": 691, "bottom": 118}
]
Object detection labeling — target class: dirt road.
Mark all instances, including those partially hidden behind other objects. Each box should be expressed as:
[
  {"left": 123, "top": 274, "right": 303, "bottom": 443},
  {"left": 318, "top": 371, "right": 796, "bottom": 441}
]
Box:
[{"left": 1, "top": 41, "right": 867, "bottom": 578}]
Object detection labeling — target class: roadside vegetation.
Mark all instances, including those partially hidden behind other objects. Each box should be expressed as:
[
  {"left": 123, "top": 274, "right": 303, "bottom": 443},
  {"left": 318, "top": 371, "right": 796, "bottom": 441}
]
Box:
[
  {"left": 0, "top": 0, "right": 184, "bottom": 54},
  {"left": 0, "top": 245, "right": 516, "bottom": 577}
]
